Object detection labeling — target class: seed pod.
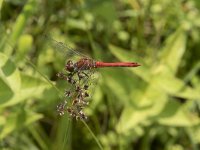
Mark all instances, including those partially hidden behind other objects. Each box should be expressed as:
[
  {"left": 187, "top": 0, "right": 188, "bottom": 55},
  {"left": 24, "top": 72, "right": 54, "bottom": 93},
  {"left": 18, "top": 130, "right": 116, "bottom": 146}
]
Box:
[
  {"left": 84, "top": 85, "right": 89, "bottom": 90},
  {"left": 72, "top": 98, "right": 80, "bottom": 105},
  {"left": 79, "top": 110, "right": 87, "bottom": 120},
  {"left": 57, "top": 72, "right": 64, "bottom": 78},
  {"left": 84, "top": 92, "right": 89, "bottom": 97},
  {"left": 75, "top": 86, "right": 81, "bottom": 92},
  {"left": 57, "top": 101, "right": 67, "bottom": 116},
  {"left": 64, "top": 90, "right": 71, "bottom": 97}
]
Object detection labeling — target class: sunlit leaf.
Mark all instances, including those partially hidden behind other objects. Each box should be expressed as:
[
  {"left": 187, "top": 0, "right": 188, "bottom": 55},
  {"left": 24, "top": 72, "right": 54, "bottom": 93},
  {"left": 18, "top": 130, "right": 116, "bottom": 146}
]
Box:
[
  {"left": 0, "top": 111, "right": 43, "bottom": 139},
  {"left": 152, "top": 67, "right": 200, "bottom": 100},
  {"left": 0, "top": 53, "right": 51, "bottom": 107},
  {"left": 15, "top": 34, "right": 33, "bottom": 63},
  {"left": 157, "top": 100, "right": 200, "bottom": 126},
  {"left": 0, "top": 78, "right": 14, "bottom": 104},
  {"left": 0, "top": 52, "right": 21, "bottom": 92},
  {"left": 109, "top": 44, "right": 149, "bottom": 82},
  {"left": 0, "top": 73, "right": 51, "bottom": 108},
  {"left": 160, "top": 28, "right": 186, "bottom": 74}
]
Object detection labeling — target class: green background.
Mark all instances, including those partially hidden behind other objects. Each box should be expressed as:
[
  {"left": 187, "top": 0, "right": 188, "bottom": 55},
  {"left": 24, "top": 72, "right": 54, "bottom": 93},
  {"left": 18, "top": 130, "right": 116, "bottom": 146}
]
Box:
[{"left": 0, "top": 0, "right": 200, "bottom": 149}]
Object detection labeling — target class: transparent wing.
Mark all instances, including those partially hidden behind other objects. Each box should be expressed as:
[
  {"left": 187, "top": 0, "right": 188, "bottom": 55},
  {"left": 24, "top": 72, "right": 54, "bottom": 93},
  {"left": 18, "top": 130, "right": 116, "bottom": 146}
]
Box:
[
  {"left": 43, "top": 34, "right": 90, "bottom": 62},
  {"left": 83, "top": 69, "right": 100, "bottom": 100}
]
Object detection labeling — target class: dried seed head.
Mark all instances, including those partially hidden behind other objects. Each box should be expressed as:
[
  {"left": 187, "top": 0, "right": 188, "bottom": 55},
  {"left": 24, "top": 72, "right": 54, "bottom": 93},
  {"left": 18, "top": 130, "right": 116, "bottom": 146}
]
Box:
[
  {"left": 76, "top": 86, "right": 81, "bottom": 92},
  {"left": 79, "top": 110, "right": 87, "bottom": 120},
  {"left": 64, "top": 90, "right": 71, "bottom": 97},
  {"left": 82, "top": 101, "right": 89, "bottom": 105},
  {"left": 72, "top": 98, "right": 80, "bottom": 105},
  {"left": 67, "top": 77, "right": 76, "bottom": 84},
  {"left": 57, "top": 101, "right": 67, "bottom": 116},
  {"left": 57, "top": 72, "right": 64, "bottom": 78},
  {"left": 84, "top": 92, "right": 89, "bottom": 97},
  {"left": 68, "top": 73, "right": 73, "bottom": 77},
  {"left": 59, "top": 111, "right": 65, "bottom": 116},
  {"left": 76, "top": 116, "right": 80, "bottom": 120},
  {"left": 84, "top": 85, "right": 89, "bottom": 90},
  {"left": 66, "top": 107, "right": 72, "bottom": 113},
  {"left": 78, "top": 73, "right": 84, "bottom": 80}
]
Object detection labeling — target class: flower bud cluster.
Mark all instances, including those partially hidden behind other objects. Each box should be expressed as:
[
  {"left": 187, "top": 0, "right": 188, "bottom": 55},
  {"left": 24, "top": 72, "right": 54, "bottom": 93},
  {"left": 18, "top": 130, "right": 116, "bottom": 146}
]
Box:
[{"left": 56, "top": 71, "right": 90, "bottom": 120}]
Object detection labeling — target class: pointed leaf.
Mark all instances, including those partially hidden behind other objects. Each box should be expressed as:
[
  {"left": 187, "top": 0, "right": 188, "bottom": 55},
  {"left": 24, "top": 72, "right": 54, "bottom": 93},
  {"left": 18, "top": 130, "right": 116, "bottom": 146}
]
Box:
[
  {"left": 0, "top": 53, "right": 21, "bottom": 92},
  {"left": 0, "top": 111, "right": 43, "bottom": 139},
  {"left": 0, "top": 73, "right": 51, "bottom": 107},
  {"left": 157, "top": 100, "right": 200, "bottom": 126},
  {"left": 160, "top": 29, "right": 186, "bottom": 74},
  {"left": 109, "top": 44, "right": 149, "bottom": 82}
]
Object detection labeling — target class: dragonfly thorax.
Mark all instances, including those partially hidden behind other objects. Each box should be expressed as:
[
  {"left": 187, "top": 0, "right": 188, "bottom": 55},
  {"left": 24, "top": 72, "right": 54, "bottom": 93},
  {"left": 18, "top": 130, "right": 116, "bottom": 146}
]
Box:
[{"left": 66, "top": 58, "right": 96, "bottom": 72}]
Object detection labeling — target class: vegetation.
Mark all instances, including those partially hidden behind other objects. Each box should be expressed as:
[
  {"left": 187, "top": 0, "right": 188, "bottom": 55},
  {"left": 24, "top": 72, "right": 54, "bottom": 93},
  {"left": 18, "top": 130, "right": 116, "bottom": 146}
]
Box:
[{"left": 0, "top": 0, "right": 200, "bottom": 149}]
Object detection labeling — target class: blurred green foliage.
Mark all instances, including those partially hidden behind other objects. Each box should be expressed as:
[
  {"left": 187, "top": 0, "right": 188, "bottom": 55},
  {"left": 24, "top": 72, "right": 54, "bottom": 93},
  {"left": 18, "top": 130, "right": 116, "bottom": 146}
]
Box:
[{"left": 0, "top": 0, "right": 200, "bottom": 149}]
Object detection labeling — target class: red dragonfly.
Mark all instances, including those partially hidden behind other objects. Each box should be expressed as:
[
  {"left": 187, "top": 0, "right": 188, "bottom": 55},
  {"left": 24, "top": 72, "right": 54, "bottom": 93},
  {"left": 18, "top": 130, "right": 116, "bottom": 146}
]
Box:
[
  {"left": 65, "top": 58, "right": 140, "bottom": 72},
  {"left": 44, "top": 35, "right": 140, "bottom": 120}
]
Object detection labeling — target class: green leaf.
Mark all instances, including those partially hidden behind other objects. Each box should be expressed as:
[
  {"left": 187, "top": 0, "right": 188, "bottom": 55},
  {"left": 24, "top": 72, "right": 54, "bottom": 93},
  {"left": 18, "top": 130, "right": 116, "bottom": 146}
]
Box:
[
  {"left": 0, "top": 52, "right": 20, "bottom": 105},
  {"left": 151, "top": 68, "right": 200, "bottom": 100},
  {"left": 0, "top": 78, "right": 14, "bottom": 104},
  {"left": 0, "top": 52, "right": 21, "bottom": 92},
  {"left": 67, "top": 19, "right": 88, "bottom": 30},
  {"left": 0, "top": 73, "right": 51, "bottom": 108},
  {"left": 109, "top": 44, "right": 150, "bottom": 82},
  {"left": 116, "top": 84, "right": 168, "bottom": 134},
  {"left": 0, "top": 53, "right": 51, "bottom": 107},
  {"left": 86, "top": 0, "right": 117, "bottom": 25},
  {"left": 5, "top": 0, "right": 37, "bottom": 56},
  {"left": 160, "top": 28, "right": 186, "bottom": 74},
  {"left": 0, "top": 116, "right": 6, "bottom": 126},
  {"left": 116, "top": 106, "right": 150, "bottom": 134},
  {"left": 15, "top": 34, "right": 33, "bottom": 63},
  {"left": 102, "top": 70, "right": 130, "bottom": 104},
  {"left": 0, "top": 111, "right": 43, "bottom": 139},
  {"left": 157, "top": 100, "right": 200, "bottom": 126}
]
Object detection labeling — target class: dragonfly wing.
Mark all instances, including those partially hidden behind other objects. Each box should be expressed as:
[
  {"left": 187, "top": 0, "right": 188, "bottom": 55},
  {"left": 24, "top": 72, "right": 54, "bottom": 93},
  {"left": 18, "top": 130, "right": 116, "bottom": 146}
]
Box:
[
  {"left": 43, "top": 34, "right": 90, "bottom": 61},
  {"left": 84, "top": 69, "right": 100, "bottom": 99}
]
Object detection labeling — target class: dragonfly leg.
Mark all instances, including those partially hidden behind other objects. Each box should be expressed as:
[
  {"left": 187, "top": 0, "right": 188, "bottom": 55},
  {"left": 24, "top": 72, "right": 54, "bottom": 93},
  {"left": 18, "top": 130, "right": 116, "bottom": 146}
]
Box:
[{"left": 77, "top": 71, "right": 86, "bottom": 80}]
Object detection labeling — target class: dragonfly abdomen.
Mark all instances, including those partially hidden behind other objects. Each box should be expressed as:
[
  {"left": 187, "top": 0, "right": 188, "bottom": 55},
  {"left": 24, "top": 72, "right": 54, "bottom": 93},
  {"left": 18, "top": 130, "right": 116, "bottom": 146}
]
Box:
[
  {"left": 66, "top": 59, "right": 140, "bottom": 72},
  {"left": 95, "top": 61, "right": 140, "bottom": 68}
]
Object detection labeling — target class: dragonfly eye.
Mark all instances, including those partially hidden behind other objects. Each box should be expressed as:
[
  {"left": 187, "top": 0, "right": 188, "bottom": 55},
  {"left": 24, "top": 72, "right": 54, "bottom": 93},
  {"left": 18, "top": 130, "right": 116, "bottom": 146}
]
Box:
[{"left": 66, "top": 60, "right": 74, "bottom": 72}]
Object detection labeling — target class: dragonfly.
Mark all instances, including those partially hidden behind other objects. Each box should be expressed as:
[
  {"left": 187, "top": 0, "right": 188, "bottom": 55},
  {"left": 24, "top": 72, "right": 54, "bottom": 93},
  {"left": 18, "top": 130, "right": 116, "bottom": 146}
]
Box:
[{"left": 44, "top": 35, "right": 140, "bottom": 120}]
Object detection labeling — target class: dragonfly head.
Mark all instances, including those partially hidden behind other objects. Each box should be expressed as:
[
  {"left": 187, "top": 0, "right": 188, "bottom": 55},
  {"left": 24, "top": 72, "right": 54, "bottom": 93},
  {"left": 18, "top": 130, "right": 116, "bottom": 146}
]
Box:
[{"left": 66, "top": 60, "right": 75, "bottom": 72}]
